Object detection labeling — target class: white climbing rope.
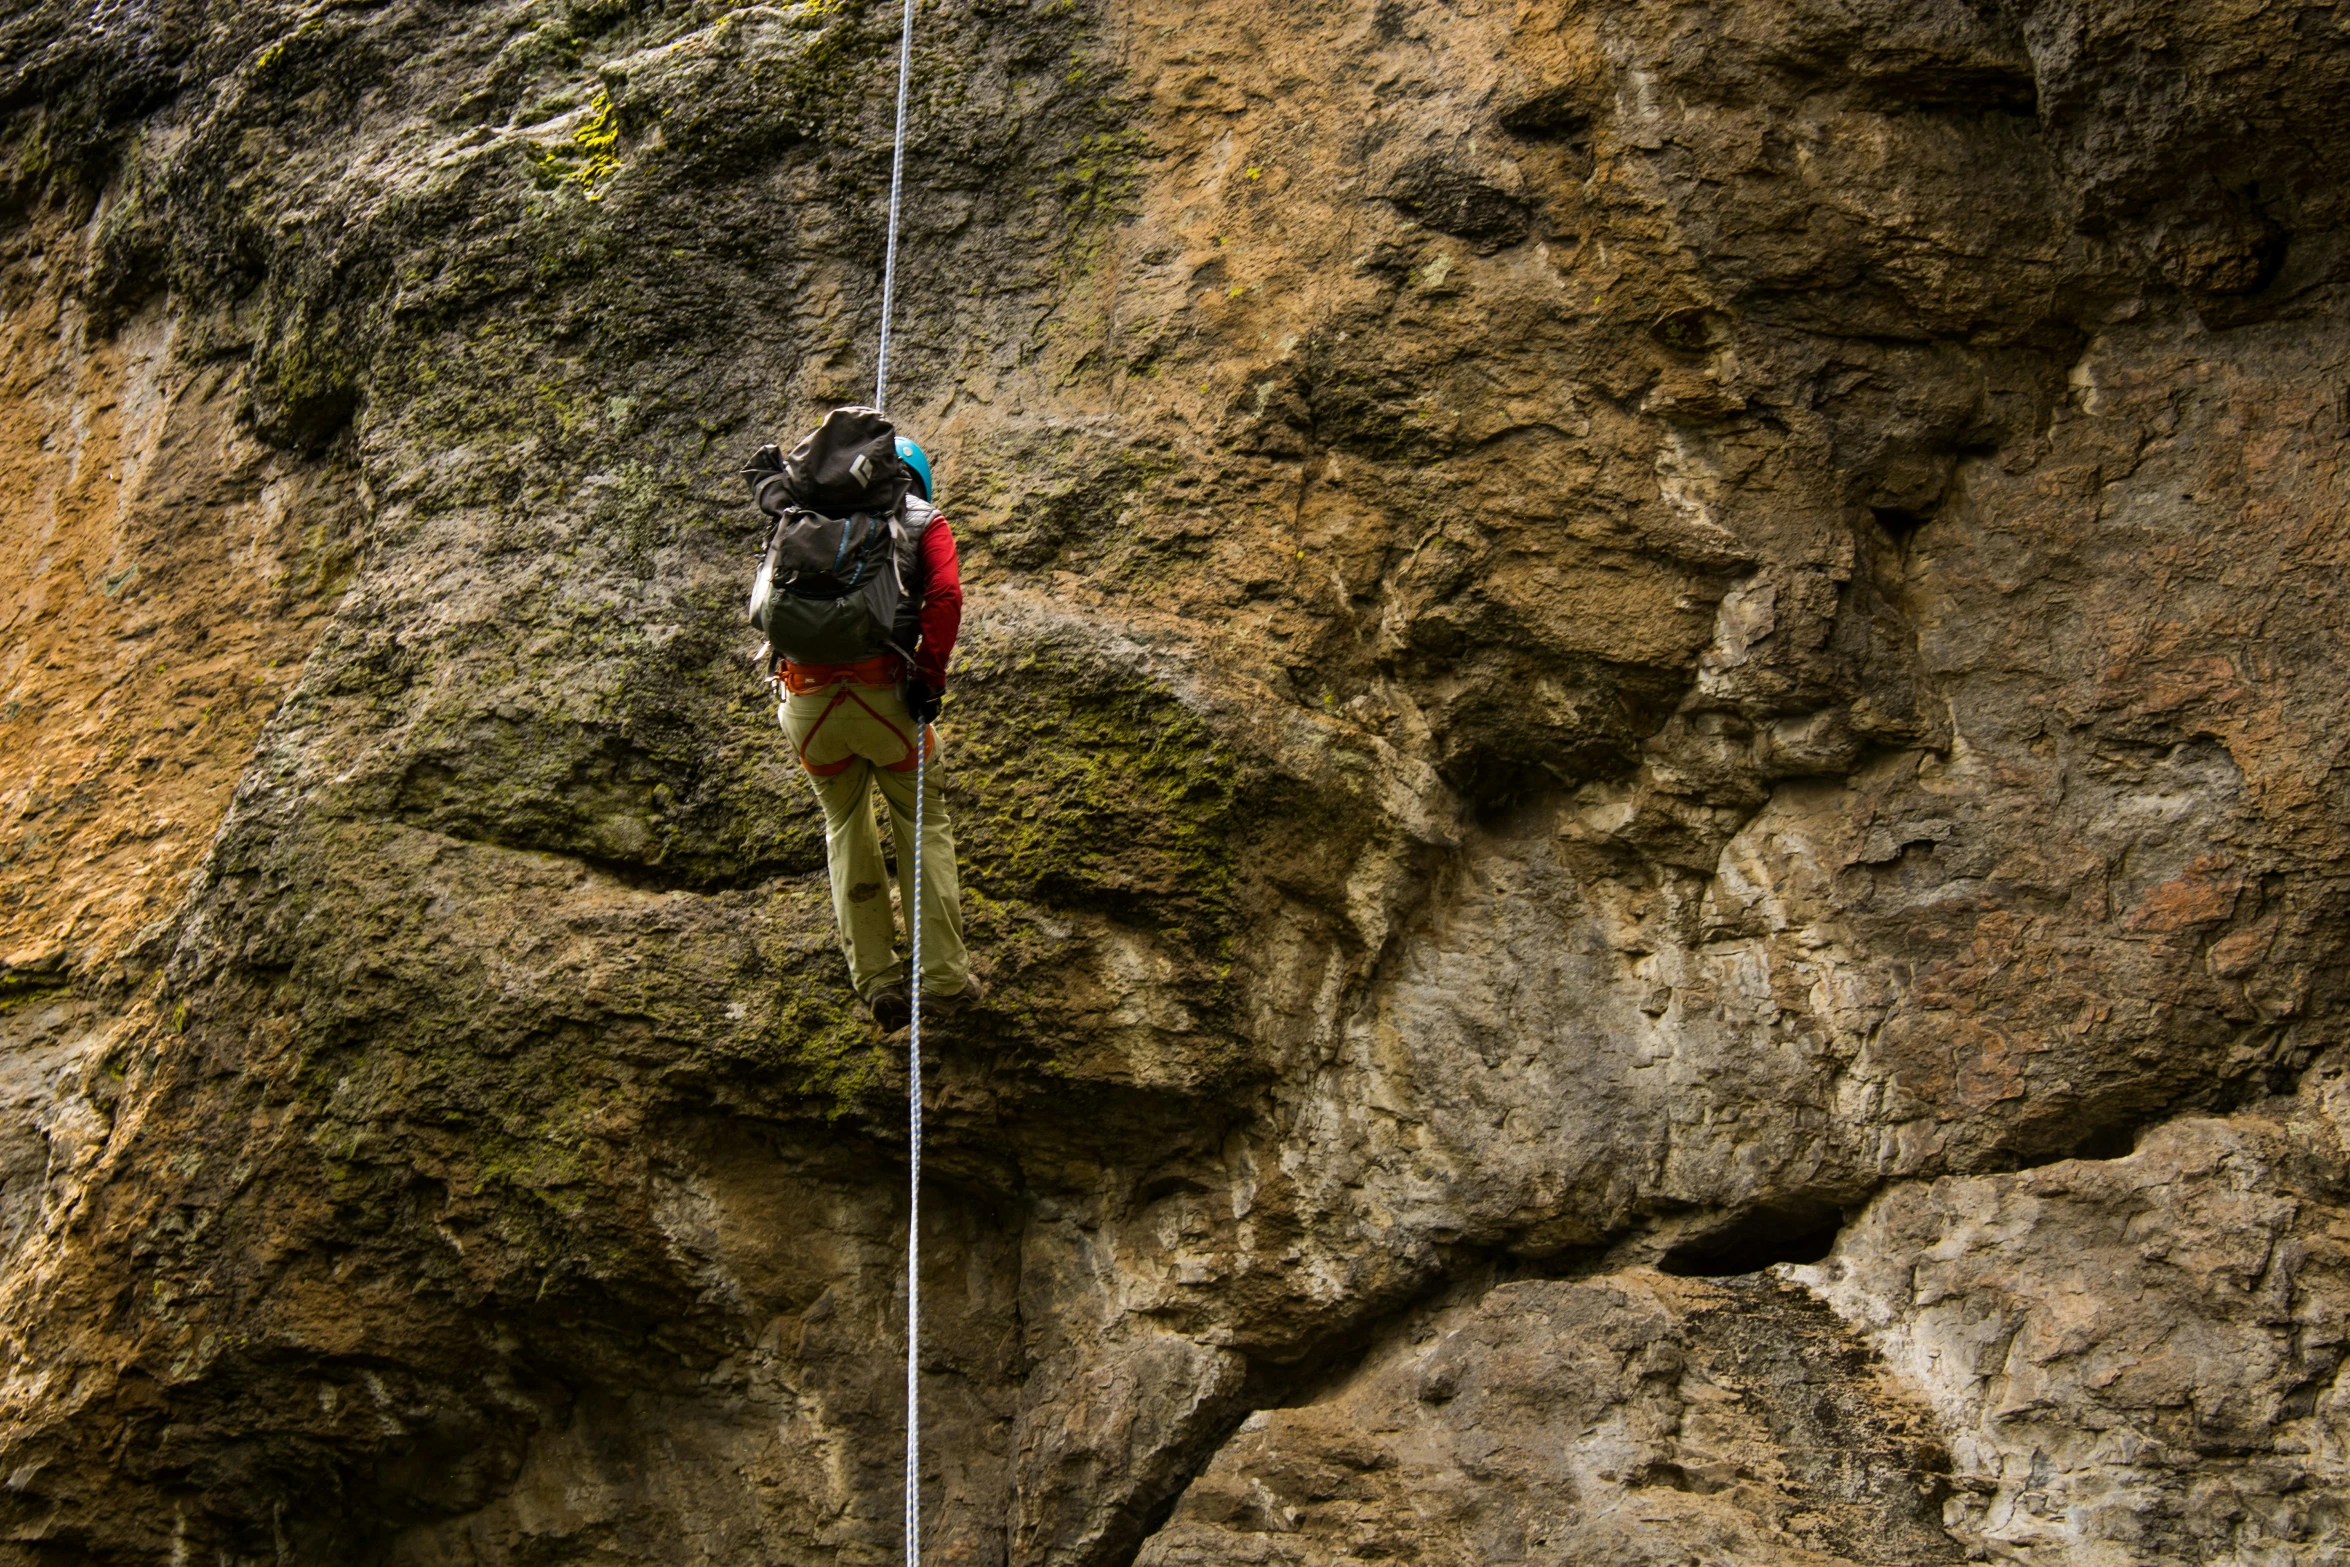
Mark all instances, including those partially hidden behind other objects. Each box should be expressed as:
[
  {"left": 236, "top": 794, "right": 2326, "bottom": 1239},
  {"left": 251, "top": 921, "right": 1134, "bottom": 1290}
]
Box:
[
  {"left": 872, "top": 0, "right": 923, "bottom": 1561},
  {"left": 906, "top": 739, "right": 925, "bottom": 1567},
  {"left": 874, "top": 0, "right": 917, "bottom": 418}
]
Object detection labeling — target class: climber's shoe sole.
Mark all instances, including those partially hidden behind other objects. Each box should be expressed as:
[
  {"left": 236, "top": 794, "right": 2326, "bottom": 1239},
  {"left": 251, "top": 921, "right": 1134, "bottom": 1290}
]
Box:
[
  {"left": 867, "top": 975, "right": 987, "bottom": 1039},
  {"left": 925, "top": 973, "right": 988, "bottom": 1014},
  {"left": 864, "top": 984, "right": 912, "bottom": 1033}
]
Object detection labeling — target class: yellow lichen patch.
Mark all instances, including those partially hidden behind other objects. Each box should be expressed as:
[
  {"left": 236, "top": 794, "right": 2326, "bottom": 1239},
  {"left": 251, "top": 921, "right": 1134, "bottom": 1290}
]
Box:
[
  {"left": 250, "top": 19, "right": 322, "bottom": 79},
  {"left": 528, "top": 88, "right": 623, "bottom": 200}
]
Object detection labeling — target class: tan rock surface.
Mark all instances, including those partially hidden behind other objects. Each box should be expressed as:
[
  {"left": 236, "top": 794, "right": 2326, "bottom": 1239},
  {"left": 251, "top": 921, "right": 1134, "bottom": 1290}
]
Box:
[
  {"left": 0, "top": 226, "right": 359, "bottom": 985},
  {"left": 1799, "top": 1060, "right": 2350, "bottom": 1564},
  {"left": 1, "top": 0, "right": 2347, "bottom": 1560},
  {"left": 1140, "top": 1269, "right": 1963, "bottom": 1567}
]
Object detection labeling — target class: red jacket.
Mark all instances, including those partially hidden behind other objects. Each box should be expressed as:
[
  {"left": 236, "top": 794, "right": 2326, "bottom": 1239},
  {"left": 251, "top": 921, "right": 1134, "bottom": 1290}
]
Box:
[{"left": 910, "top": 514, "right": 962, "bottom": 689}]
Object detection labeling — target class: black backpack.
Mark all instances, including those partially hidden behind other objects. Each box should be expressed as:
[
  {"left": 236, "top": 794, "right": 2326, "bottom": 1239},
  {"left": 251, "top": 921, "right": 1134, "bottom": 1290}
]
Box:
[
  {"left": 743, "top": 407, "right": 932, "bottom": 665},
  {"left": 753, "top": 405, "right": 910, "bottom": 516},
  {"left": 747, "top": 497, "right": 936, "bottom": 665}
]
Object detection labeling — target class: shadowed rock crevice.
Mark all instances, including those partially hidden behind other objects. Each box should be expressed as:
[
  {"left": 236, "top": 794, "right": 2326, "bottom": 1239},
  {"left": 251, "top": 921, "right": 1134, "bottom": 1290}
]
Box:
[{"left": 1656, "top": 1202, "right": 1847, "bottom": 1278}]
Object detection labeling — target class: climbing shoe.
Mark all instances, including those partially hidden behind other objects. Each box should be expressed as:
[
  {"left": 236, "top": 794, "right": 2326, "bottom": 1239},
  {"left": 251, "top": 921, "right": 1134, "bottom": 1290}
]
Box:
[
  {"left": 925, "top": 974, "right": 988, "bottom": 1014},
  {"left": 865, "top": 983, "right": 913, "bottom": 1033}
]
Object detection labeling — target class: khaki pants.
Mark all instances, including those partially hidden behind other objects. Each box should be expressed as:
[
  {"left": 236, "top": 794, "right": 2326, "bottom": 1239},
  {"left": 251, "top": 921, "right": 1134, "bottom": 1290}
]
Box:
[{"left": 779, "top": 679, "right": 971, "bottom": 1000}]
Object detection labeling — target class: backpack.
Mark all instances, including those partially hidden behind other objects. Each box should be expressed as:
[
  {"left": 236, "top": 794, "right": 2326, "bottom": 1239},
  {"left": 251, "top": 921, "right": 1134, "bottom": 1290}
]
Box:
[
  {"left": 742, "top": 406, "right": 932, "bottom": 666},
  {"left": 754, "top": 406, "right": 910, "bottom": 516},
  {"left": 747, "top": 496, "right": 937, "bottom": 665}
]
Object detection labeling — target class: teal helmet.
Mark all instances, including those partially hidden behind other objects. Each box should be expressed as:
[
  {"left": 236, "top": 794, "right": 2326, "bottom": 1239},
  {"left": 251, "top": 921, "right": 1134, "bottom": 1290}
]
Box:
[{"left": 895, "top": 435, "right": 935, "bottom": 503}]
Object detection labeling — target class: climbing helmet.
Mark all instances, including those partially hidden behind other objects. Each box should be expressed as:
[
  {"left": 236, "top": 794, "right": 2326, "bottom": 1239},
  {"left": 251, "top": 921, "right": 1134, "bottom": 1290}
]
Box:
[{"left": 895, "top": 436, "right": 935, "bottom": 503}]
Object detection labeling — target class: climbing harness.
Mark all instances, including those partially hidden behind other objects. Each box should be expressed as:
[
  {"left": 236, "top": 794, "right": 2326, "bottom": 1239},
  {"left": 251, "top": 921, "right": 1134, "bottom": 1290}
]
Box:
[
  {"left": 785, "top": 681, "right": 927, "bottom": 777},
  {"left": 873, "top": 0, "right": 924, "bottom": 1560}
]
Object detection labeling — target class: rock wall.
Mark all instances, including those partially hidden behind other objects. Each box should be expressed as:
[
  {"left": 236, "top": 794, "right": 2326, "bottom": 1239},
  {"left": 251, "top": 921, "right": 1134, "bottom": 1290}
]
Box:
[{"left": 3, "top": 0, "right": 2348, "bottom": 1562}]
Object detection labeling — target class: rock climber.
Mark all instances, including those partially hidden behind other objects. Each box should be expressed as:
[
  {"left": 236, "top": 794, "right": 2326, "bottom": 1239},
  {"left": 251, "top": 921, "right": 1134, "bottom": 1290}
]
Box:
[{"left": 742, "top": 406, "right": 980, "bottom": 1033}]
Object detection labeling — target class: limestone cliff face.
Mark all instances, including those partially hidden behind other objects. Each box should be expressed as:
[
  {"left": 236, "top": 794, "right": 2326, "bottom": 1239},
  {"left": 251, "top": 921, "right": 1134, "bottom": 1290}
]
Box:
[{"left": 4, "top": 0, "right": 2349, "bottom": 1561}]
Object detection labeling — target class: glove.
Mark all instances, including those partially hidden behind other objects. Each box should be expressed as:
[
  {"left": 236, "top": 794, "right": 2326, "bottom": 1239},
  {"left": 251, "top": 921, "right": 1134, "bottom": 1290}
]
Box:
[{"left": 904, "top": 679, "right": 943, "bottom": 726}]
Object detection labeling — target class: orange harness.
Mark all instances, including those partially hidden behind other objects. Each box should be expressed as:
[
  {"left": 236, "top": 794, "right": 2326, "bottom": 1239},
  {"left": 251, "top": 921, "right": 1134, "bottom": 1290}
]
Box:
[
  {"left": 783, "top": 656, "right": 934, "bottom": 776},
  {"left": 780, "top": 652, "right": 904, "bottom": 693}
]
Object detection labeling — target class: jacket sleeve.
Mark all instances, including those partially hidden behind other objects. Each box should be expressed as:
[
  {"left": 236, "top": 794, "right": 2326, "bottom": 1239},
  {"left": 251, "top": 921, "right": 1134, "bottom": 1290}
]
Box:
[{"left": 913, "top": 515, "right": 963, "bottom": 688}]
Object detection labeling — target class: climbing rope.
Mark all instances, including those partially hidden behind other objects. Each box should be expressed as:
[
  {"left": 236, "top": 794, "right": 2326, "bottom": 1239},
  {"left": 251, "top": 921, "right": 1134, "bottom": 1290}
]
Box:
[
  {"left": 871, "top": 0, "right": 923, "bottom": 1560},
  {"left": 874, "top": 0, "right": 917, "bottom": 418},
  {"left": 906, "top": 738, "right": 925, "bottom": 1567}
]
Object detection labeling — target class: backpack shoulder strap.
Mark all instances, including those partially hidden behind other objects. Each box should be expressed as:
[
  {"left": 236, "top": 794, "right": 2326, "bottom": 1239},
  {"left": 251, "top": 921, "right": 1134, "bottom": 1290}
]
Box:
[{"left": 891, "top": 498, "right": 936, "bottom": 589}]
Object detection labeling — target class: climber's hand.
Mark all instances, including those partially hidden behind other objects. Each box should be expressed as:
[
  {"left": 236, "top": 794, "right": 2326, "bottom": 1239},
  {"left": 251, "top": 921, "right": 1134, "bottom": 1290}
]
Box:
[{"left": 904, "top": 679, "right": 943, "bottom": 726}]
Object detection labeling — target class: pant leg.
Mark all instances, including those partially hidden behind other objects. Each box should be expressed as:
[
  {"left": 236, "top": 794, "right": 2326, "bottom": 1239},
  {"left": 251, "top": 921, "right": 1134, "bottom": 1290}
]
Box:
[
  {"left": 783, "top": 694, "right": 906, "bottom": 997},
  {"left": 867, "top": 735, "right": 972, "bottom": 997}
]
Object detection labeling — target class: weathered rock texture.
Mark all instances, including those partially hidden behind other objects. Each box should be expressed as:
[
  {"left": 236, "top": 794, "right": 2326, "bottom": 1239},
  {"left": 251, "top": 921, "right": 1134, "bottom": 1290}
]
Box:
[{"left": 3, "top": 0, "right": 2348, "bottom": 1561}]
